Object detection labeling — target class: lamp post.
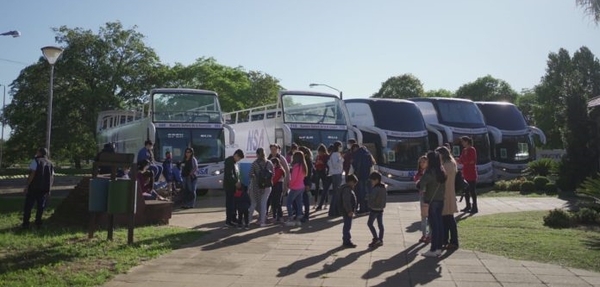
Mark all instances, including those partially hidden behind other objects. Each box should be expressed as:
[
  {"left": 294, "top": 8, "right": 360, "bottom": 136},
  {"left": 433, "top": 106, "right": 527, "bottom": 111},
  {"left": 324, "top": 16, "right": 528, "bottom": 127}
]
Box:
[
  {"left": 0, "top": 84, "right": 5, "bottom": 168},
  {"left": 0, "top": 30, "right": 20, "bottom": 38},
  {"left": 41, "top": 46, "right": 63, "bottom": 157},
  {"left": 309, "top": 83, "right": 343, "bottom": 99}
]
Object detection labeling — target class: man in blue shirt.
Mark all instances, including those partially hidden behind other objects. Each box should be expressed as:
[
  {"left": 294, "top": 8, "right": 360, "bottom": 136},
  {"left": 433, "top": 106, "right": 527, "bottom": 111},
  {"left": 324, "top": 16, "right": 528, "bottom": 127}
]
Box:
[{"left": 137, "top": 140, "right": 162, "bottom": 182}]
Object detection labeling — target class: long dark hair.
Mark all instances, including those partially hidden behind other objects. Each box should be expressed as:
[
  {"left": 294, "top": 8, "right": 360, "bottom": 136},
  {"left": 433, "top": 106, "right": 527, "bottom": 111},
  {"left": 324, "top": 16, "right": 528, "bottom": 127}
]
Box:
[
  {"left": 425, "top": 151, "right": 446, "bottom": 184},
  {"left": 291, "top": 151, "right": 307, "bottom": 173},
  {"left": 436, "top": 146, "right": 455, "bottom": 164}
]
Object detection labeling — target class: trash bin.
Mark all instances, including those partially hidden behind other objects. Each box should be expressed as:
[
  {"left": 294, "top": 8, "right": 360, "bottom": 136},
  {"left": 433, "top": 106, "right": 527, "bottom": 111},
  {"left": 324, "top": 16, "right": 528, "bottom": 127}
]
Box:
[
  {"left": 89, "top": 178, "right": 109, "bottom": 212},
  {"left": 107, "top": 179, "right": 135, "bottom": 214}
]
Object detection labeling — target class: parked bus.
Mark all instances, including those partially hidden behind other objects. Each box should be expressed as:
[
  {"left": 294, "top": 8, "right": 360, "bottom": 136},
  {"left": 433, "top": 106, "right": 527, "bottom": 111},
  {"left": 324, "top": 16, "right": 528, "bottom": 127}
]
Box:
[
  {"left": 345, "top": 98, "right": 437, "bottom": 191},
  {"left": 223, "top": 90, "right": 362, "bottom": 185},
  {"left": 96, "top": 88, "right": 235, "bottom": 194},
  {"left": 410, "top": 97, "right": 494, "bottom": 184},
  {"left": 476, "top": 101, "right": 546, "bottom": 180}
]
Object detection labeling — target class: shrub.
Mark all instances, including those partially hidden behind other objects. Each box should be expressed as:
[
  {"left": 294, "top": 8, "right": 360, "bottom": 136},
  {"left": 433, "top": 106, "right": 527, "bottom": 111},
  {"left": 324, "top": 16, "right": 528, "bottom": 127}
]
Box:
[
  {"left": 527, "top": 158, "right": 556, "bottom": 176},
  {"left": 545, "top": 183, "right": 558, "bottom": 195},
  {"left": 520, "top": 181, "right": 535, "bottom": 193},
  {"left": 533, "top": 176, "right": 550, "bottom": 191},
  {"left": 543, "top": 208, "right": 573, "bottom": 228},
  {"left": 577, "top": 173, "right": 600, "bottom": 202},
  {"left": 574, "top": 208, "right": 599, "bottom": 224},
  {"left": 494, "top": 180, "right": 509, "bottom": 191},
  {"left": 507, "top": 177, "right": 526, "bottom": 191}
]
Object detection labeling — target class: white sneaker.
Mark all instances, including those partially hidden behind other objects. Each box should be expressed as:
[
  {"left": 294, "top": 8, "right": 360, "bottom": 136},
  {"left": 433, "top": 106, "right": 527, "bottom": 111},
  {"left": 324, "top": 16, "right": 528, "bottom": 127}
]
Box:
[{"left": 422, "top": 250, "right": 442, "bottom": 258}]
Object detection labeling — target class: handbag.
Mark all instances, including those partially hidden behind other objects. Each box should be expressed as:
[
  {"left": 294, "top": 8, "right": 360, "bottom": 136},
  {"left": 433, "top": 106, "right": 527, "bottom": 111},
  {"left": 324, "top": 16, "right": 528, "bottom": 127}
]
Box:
[{"left": 421, "top": 183, "right": 441, "bottom": 217}]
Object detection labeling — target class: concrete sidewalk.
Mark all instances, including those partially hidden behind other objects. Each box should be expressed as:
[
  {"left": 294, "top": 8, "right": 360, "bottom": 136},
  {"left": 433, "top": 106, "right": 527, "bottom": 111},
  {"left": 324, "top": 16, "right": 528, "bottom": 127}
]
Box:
[{"left": 104, "top": 195, "right": 600, "bottom": 287}]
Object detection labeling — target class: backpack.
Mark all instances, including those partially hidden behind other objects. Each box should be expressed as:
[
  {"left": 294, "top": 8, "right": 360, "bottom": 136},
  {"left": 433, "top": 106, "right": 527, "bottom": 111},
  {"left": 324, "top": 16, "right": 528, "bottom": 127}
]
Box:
[
  {"left": 31, "top": 158, "right": 53, "bottom": 192},
  {"left": 257, "top": 161, "right": 273, "bottom": 189},
  {"left": 455, "top": 170, "right": 469, "bottom": 192}
]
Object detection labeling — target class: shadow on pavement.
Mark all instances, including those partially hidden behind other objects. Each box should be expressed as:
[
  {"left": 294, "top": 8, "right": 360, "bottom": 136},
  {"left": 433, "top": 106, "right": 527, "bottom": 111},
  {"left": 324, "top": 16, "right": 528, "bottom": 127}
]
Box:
[
  {"left": 277, "top": 245, "right": 346, "bottom": 277},
  {"left": 305, "top": 248, "right": 372, "bottom": 279},
  {"left": 362, "top": 242, "right": 425, "bottom": 279}
]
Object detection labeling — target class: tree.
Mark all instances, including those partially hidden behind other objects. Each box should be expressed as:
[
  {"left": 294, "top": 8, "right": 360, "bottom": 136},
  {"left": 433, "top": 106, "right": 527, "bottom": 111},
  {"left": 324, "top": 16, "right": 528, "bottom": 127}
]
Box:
[
  {"left": 371, "top": 74, "right": 425, "bottom": 99},
  {"left": 576, "top": 0, "right": 600, "bottom": 24},
  {"left": 425, "top": 89, "right": 454, "bottom": 98},
  {"left": 455, "top": 75, "right": 519, "bottom": 102},
  {"left": 516, "top": 89, "right": 537, "bottom": 125},
  {"left": 3, "top": 22, "right": 162, "bottom": 168}
]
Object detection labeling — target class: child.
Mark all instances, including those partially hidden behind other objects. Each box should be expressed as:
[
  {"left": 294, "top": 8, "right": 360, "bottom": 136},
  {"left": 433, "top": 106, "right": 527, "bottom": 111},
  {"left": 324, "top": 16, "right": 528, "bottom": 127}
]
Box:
[
  {"left": 162, "top": 151, "right": 175, "bottom": 192},
  {"left": 414, "top": 155, "right": 429, "bottom": 244},
  {"left": 367, "top": 171, "right": 387, "bottom": 248},
  {"left": 138, "top": 170, "right": 167, "bottom": 201},
  {"left": 234, "top": 185, "right": 251, "bottom": 229},
  {"left": 338, "top": 174, "right": 358, "bottom": 248},
  {"left": 172, "top": 161, "right": 184, "bottom": 190},
  {"left": 270, "top": 158, "right": 285, "bottom": 222}
]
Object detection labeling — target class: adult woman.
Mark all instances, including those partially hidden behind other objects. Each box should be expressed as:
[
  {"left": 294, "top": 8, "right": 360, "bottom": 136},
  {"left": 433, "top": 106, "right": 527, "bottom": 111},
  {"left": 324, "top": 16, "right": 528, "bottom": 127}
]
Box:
[
  {"left": 437, "top": 146, "right": 459, "bottom": 249},
  {"left": 181, "top": 147, "right": 198, "bottom": 209},
  {"left": 457, "top": 136, "right": 478, "bottom": 213},
  {"left": 285, "top": 151, "right": 307, "bottom": 226},
  {"left": 420, "top": 151, "right": 447, "bottom": 258},
  {"left": 414, "top": 155, "right": 429, "bottom": 243},
  {"left": 248, "top": 147, "right": 274, "bottom": 227},
  {"left": 325, "top": 141, "right": 344, "bottom": 216},
  {"left": 314, "top": 144, "right": 331, "bottom": 211},
  {"left": 299, "top": 146, "right": 314, "bottom": 222}
]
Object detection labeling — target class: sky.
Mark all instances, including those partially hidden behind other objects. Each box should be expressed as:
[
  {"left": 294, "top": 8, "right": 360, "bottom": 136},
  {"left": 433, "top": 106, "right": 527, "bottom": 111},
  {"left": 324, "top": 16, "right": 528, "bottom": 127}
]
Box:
[{"left": 1, "top": 0, "right": 599, "bottom": 140}]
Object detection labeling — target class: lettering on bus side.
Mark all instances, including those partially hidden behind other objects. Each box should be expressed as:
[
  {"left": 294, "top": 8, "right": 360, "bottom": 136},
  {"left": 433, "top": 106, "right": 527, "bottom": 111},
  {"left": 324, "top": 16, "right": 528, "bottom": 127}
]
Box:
[{"left": 246, "top": 129, "right": 265, "bottom": 152}]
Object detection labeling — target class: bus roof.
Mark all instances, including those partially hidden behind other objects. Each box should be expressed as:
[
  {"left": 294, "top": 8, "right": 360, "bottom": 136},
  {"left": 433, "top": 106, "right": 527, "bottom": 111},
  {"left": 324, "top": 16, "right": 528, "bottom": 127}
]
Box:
[
  {"left": 280, "top": 90, "right": 339, "bottom": 99},
  {"left": 345, "top": 98, "right": 426, "bottom": 132},
  {"left": 409, "top": 97, "right": 474, "bottom": 103},
  {"left": 150, "top": 88, "right": 219, "bottom": 96}
]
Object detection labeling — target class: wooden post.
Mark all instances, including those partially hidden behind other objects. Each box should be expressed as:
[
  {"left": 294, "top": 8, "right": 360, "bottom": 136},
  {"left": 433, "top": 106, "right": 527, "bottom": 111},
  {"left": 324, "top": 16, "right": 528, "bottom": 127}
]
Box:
[
  {"left": 88, "top": 162, "right": 99, "bottom": 239},
  {"left": 128, "top": 163, "right": 138, "bottom": 245},
  {"left": 107, "top": 166, "right": 117, "bottom": 241}
]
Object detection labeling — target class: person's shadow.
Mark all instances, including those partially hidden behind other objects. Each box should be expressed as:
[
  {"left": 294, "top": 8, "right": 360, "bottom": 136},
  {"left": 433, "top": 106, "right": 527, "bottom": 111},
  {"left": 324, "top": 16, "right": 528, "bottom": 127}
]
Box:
[
  {"left": 305, "top": 248, "right": 372, "bottom": 279},
  {"left": 277, "top": 246, "right": 346, "bottom": 277},
  {"left": 362, "top": 242, "right": 425, "bottom": 279}
]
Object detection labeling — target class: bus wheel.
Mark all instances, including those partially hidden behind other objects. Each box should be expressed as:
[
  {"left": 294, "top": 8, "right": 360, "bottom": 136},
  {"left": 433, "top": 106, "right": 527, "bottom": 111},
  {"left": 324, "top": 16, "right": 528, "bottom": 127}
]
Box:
[{"left": 196, "top": 189, "right": 209, "bottom": 196}]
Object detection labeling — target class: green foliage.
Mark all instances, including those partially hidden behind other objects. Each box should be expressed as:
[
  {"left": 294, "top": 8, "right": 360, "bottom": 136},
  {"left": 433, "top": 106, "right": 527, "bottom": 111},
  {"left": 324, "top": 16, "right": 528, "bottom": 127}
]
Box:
[
  {"left": 424, "top": 89, "right": 454, "bottom": 98},
  {"left": 455, "top": 75, "right": 519, "bottom": 102},
  {"left": 545, "top": 183, "right": 558, "bottom": 195},
  {"left": 543, "top": 208, "right": 573, "bottom": 228},
  {"left": 533, "top": 176, "right": 550, "bottom": 191},
  {"left": 527, "top": 158, "right": 556, "bottom": 176},
  {"left": 520, "top": 181, "right": 535, "bottom": 193},
  {"left": 576, "top": 0, "right": 600, "bottom": 24},
  {"left": 577, "top": 173, "right": 600, "bottom": 202},
  {"left": 574, "top": 207, "right": 599, "bottom": 224},
  {"left": 516, "top": 89, "right": 537, "bottom": 125},
  {"left": 494, "top": 177, "right": 528, "bottom": 191},
  {"left": 494, "top": 180, "right": 509, "bottom": 191},
  {"left": 371, "top": 73, "right": 425, "bottom": 99}
]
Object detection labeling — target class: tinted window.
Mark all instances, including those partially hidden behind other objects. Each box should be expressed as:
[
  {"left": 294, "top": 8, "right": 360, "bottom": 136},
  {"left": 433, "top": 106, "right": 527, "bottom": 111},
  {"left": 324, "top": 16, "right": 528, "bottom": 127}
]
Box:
[
  {"left": 371, "top": 101, "right": 426, "bottom": 132},
  {"left": 155, "top": 128, "right": 224, "bottom": 163},
  {"left": 477, "top": 104, "right": 528, "bottom": 130},
  {"left": 436, "top": 100, "right": 486, "bottom": 128}
]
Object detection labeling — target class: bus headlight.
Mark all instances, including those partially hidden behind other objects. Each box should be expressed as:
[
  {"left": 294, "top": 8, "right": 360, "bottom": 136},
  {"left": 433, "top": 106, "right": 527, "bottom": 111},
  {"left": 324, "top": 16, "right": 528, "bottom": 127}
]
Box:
[{"left": 212, "top": 169, "right": 224, "bottom": 176}]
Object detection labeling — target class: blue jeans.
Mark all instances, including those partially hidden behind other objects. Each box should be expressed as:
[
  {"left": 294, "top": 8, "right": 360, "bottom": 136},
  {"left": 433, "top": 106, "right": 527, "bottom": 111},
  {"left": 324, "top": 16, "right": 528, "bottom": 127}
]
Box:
[
  {"left": 286, "top": 189, "right": 304, "bottom": 220},
  {"left": 367, "top": 210, "right": 384, "bottom": 241},
  {"left": 148, "top": 164, "right": 163, "bottom": 182},
  {"left": 184, "top": 176, "right": 197, "bottom": 207},
  {"left": 302, "top": 190, "right": 310, "bottom": 220},
  {"left": 342, "top": 214, "right": 353, "bottom": 244},
  {"left": 356, "top": 179, "right": 370, "bottom": 213},
  {"left": 428, "top": 200, "right": 444, "bottom": 251},
  {"left": 22, "top": 189, "right": 49, "bottom": 227}
]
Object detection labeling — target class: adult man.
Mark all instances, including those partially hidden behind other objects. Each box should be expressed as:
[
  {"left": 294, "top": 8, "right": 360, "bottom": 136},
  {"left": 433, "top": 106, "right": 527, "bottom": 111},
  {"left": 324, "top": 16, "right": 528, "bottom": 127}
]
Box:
[
  {"left": 223, "top": 149, "right": 245, "bottom": 227},
  {"left": 457, "top": 136, "right": 478, "bottom": 214},
  {"left": 137, "top": 140, "right": 162, "bottom": 182},
  {"left": 351, "top": 143, "right": 375, "bottom": 214},
  {"left": 22, "top": 147, "right": 54, "bottom": 229}
]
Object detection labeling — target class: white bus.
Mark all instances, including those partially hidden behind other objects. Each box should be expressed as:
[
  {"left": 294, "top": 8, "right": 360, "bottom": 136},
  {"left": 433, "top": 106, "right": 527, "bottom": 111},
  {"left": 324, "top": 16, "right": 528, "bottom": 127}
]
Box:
[
  {"left": 476, "top": 101, "right": 546, "bottom": 180},
  {"left": 96, "top": 88, "right": 234, "bottom": 194},
  {"left": 345, "top": 98, "right": 435, "bottom": 191},
  {"left": 223, "top": 90, "right": 362, "bottom": 186},
  {"left": 410, "top": 97, "right": 494, "bottom": 184}
]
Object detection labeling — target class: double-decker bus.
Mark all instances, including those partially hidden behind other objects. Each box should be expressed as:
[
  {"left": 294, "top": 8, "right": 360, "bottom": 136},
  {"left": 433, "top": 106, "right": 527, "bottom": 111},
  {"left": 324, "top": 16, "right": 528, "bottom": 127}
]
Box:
[
  {"left": 476, "top": 101, "right": 546, "bottom": 180},
  {"left": 345, "top": 98, "right": 436, "bottom": 191},
  {"left": 223, "top": 90, "right": 362, "bottom": 186},
  {"left": 410, "top": 97, "right": 494, "bottom": 184},
  {"left": 96, "top": 88, "right": 235, "bottom": 194}
]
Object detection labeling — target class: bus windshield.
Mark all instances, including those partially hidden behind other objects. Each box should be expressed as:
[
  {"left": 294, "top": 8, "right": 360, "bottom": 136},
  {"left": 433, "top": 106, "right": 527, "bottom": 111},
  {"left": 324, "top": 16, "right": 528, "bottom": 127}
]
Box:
[
  {"left": 372, "top": 101, "right": 426, "bottom": 132},
  {"left": 385, "top": 137, "right": 428, "bottom": 170},
  {"left": 437, "top": 100, "right": 486, "bottom": 128},
  {"left": 495, "top": 135, "right": 532, "bottom": 163},
  {"left": 282, "top": 94, "right": 347, "bottom": 125},
  {"left": 152, "top": 92, "right": 222, "bottom": 123},
  {"left": 155, "top": 128, "right": 224, "bottom": 164},
  {"left": 477, "top": 104, "right": 528, "bottom": 131},
  {"left": 451, "top": 133, "right": 491, "bottom": 165}
]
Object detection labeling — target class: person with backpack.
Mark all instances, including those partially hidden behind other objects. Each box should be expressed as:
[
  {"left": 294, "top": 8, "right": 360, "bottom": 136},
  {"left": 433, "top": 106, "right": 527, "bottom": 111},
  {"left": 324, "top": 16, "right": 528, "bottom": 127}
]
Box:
[
  {"left": 22, "top": 147, "right": 54, "bottom": 229},
  {"left": 223, "top": 149, "right": 245, "bottom": 227},
  {"left": 367, "top": 171, "right": 387, "bottom": 248},
  {"left": 338, "top": 174, "right": 358, "bottom": 248},
  {"left": 351, "top": 144, "right": 375, "bottom": 214},
  {"left": 420, "top": 151, "right": 447, "bottom": 258},
  {"left": 248, "top": 148, "right": 274, "bottom": 227}
]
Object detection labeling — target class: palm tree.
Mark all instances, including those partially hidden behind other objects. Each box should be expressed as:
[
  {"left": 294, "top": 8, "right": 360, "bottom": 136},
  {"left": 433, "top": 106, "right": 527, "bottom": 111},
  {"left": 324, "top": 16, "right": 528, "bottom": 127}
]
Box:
[{"left": 577, "top": 0, "right": 600, "bottom": 24}]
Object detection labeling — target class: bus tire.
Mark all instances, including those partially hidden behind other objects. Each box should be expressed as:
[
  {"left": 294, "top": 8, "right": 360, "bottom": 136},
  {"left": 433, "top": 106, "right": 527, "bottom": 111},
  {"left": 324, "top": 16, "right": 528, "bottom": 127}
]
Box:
[{"left": 196, "top": 189, "right": 209, "bottom": 196}]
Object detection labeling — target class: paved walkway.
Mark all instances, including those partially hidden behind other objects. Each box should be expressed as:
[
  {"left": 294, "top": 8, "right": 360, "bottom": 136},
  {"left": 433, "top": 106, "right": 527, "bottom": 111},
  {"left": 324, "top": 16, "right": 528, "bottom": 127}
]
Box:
[{"left": 104, "top": 194, "right": 600, "bottom": 287}]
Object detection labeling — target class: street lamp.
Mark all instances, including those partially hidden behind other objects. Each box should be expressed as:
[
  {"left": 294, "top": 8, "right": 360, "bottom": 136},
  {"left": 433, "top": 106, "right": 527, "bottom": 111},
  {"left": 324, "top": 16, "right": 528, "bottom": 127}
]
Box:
[
  {"left": 0, "top": 30, "right": 20, "bottom": 38},
  {"left": 309, "top": 83, "right": 343, "bottom": 99},
  {"left": 0, "top": 84, "right": 5, "bottom": 168},
  {"left": 41, "top": 46, "right": 64, "bottom": 157}
]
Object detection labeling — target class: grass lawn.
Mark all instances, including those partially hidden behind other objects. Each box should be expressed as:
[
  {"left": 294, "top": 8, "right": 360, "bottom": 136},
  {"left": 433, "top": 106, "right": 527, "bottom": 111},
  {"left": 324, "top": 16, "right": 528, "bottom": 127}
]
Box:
[
  {"left": 459, "top": 210, "right": 600, "bottom": 272},
  {"left": 0, "top": 197, "right": 204, "bottom": 287}
]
